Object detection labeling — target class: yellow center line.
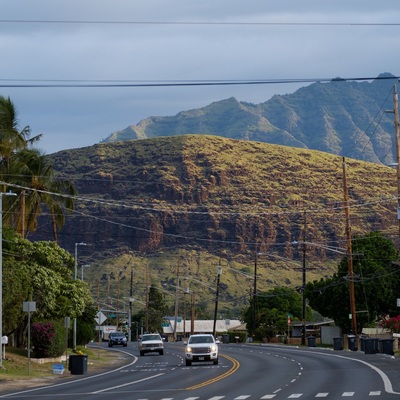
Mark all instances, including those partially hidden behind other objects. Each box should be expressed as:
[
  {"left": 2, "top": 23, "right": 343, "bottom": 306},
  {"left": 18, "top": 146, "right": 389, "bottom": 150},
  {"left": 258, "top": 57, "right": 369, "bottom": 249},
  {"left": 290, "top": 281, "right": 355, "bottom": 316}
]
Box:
[{"left": 185, "top": 354, "right": 240, "bottom": 390}]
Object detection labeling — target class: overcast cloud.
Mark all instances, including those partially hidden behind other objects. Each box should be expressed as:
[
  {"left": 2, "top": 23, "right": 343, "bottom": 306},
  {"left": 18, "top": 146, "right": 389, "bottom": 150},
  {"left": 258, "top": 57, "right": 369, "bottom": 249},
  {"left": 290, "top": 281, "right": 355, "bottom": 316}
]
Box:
[{"left": 1, "top": 0, "right": 400, "bottom": 154}]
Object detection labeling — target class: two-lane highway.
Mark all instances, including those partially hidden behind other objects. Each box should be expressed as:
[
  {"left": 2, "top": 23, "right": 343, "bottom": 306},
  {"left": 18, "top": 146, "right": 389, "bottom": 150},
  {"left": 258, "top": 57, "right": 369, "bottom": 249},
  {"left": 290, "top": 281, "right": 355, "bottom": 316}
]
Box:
[{"left": 1, "top": 341, "right": 400, "bottom": 399}]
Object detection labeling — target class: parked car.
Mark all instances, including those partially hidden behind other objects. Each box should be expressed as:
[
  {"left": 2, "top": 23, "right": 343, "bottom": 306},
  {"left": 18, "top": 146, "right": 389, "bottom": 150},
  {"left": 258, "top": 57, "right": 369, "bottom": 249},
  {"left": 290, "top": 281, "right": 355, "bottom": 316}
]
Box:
[
  {"left": 184, "top": 334, "right": 218, "bottom": 366},
  {"left": 108, "top": 331, "right": 128, "bottom": 347},
  {"left": 138, "top": 333, "right": 164, "bottom": 356}
]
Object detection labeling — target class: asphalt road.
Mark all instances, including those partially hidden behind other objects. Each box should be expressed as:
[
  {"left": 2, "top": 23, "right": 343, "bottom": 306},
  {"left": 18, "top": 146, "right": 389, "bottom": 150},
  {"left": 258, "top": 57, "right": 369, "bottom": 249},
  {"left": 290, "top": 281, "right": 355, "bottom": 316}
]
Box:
[{"left": 1, "top": 341, "right": 400, "bottom": 399}]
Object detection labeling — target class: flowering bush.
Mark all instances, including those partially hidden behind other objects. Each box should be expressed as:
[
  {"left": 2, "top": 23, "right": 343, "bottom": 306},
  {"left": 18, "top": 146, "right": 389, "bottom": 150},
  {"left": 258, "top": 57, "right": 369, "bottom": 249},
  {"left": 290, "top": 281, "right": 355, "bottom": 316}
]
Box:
[
  {"left": 31, "top": 320, "right": 66, "bottom": 358},
  {"left": 379, "top": 314, "right": 400, "bottom": 333},
  {"left": 31, "top": 322, "right": 56, "bottom": 358}
]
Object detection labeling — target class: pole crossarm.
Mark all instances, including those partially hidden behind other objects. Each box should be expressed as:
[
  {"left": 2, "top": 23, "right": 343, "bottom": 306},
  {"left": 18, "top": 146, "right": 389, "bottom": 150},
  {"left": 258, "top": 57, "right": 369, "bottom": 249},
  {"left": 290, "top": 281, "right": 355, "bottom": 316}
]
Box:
[{"left": 292, "top": 240, "right": 361, "bottom": 256}]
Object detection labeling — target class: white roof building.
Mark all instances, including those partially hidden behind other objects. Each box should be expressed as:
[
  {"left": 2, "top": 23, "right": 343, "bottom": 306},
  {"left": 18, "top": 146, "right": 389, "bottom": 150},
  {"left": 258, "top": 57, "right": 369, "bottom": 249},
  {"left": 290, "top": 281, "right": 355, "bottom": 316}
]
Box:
[{"left": 162, "top": 318, "right": 242, "bottom": 336}]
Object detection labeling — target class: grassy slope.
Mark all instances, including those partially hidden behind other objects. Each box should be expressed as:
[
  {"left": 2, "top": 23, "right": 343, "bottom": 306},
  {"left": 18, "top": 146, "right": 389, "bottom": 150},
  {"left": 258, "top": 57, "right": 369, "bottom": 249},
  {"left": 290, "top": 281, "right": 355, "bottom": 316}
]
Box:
[{"left": 50, "top": 135, "right": 398, "bottom": 317}]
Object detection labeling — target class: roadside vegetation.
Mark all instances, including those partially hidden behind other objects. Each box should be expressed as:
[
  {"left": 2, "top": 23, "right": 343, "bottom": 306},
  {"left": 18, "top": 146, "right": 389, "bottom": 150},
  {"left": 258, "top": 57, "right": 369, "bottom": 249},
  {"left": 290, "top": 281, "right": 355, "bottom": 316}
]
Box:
[{"left": 0, "top": 345, "right": 127, "bottom": 381}]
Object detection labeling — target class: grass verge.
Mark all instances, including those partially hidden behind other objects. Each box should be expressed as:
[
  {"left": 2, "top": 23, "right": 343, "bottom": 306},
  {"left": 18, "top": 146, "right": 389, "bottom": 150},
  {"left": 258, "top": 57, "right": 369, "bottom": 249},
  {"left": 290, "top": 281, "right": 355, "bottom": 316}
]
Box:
[{"left": 0, "top": 345, "right": 129, "bottom": 381}]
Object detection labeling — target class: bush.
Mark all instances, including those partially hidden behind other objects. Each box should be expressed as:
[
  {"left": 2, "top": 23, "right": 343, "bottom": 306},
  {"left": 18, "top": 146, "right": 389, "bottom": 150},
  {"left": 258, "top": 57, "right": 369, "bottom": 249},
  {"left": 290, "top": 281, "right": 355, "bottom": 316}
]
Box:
[{"left": 31, "top": 320, "right": 66, "bottom": 358}]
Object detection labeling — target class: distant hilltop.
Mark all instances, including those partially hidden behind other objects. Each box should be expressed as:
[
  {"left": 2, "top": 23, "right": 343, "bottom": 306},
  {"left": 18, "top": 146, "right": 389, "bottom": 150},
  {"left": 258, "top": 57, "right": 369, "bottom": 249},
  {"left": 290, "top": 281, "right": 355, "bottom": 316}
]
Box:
[{"left": 101, "top": 72, "right": 398, "bottom": 164}]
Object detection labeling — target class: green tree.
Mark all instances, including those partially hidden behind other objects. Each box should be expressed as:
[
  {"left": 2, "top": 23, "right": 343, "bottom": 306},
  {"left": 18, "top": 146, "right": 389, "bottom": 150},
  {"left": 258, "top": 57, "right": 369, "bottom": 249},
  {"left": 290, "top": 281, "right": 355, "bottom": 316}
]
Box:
[
  {"left": 242, "top": 287, "right": 306, "bottom": 340},
  {"left": 0, "top": 96, "right": 40, "bottom": 173},
  {"left": 2, "top": 231, "right": 94, "bottom": 346},
  {"left": 147, "top": 286, "right": 168, "bottom": 333},
  {"left": 0, "top": 97, "right": 76, "bottom": 241},
  {"left": 131, "top": 286, "right": 168, "bottom": 335},
  {"left": 12, "top": 148, "right": 76, "bottom": 240},
  {"left": 306, "top": 232, "right": 398, "bottom": 333}
]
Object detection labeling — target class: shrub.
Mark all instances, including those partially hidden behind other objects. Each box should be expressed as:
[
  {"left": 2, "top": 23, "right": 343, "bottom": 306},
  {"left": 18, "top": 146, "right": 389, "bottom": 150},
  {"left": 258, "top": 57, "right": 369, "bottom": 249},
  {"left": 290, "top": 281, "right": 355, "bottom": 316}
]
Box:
[{"left": 31, "top": 320, "right": 66, "bottom": 358}]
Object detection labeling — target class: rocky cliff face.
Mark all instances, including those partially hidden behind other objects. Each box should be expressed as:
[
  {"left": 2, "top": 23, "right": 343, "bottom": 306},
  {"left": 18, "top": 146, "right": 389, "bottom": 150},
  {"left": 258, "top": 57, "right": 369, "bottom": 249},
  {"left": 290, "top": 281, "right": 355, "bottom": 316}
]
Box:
[{"left": 39, "top": 135, "right": 397, "bottom": 265}]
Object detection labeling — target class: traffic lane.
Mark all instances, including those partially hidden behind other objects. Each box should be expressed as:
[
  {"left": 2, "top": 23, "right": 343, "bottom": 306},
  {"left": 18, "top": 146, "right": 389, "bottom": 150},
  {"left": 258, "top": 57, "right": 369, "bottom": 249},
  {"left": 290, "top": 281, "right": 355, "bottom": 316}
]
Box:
[
  {"left": 223, "top": 344, "right": 400, "bottom": 398},
  {"left": 54, "top": 344, "right": 236, "bottom": 400},
  {"left": 179, "top": 344, "right": 303, "bottom": 399},
  {"left": 0, "top": 342, "right": 233, "bottom": 400},
  {"left": 265, "top": 346, "right": 400, "bottom": 396}
]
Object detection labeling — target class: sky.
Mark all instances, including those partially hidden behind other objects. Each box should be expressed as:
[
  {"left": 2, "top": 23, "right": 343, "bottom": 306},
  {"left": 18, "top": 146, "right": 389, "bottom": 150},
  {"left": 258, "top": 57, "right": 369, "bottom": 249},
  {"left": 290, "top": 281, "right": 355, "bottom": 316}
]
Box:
[{"left": 1, "top": 0, "right": 400, "bottom": 154}]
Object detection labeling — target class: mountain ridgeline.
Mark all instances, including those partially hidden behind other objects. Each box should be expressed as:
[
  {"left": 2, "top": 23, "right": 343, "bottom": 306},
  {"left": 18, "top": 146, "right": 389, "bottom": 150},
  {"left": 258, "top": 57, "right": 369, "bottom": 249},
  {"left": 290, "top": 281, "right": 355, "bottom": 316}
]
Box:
[{"left": 102, "top": 73, "right": 398, "bottom": 165}]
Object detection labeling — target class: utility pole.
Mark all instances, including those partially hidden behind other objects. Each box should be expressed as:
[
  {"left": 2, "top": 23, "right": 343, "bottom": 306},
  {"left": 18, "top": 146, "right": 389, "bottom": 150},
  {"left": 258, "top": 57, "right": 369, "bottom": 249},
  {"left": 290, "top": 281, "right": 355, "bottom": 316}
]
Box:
[
  {"left": 342, "top": 157, "right": 357, "bottom": 335},
  {"left": 301, "top": 212, "right": 307, "bottom": 346},
  {"left": 20, "top": 190, "right": 25, "bottom": 238},
  {"left": 391, "top": 84, "right": 400, "bottom": 236},
  {"left": 252, "top": 249, "right": 258, "bottom": 340},
  {"left": 145, "top": 265, "right": 149, "bottom": 332},
  {"left": 173, "top": 255, "right": 181, "bottom": 341},
  {"left": 191, "top": 292, "right": 195, "bottom": 335},
  {"left": 129, "top": 268, "right": 133, "bottom": 342},
  {"left": 212, "top": 258, "right": 222, "bottom": 338}
]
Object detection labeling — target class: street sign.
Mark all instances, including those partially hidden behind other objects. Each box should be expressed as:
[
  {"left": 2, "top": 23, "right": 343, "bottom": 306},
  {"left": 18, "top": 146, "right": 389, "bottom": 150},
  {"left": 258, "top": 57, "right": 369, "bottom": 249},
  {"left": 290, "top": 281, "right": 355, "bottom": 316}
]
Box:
[
  {"left": 95, "top": 311, "right": 107, "bottom": 325},
  {"left": 23, "top": 301, "right": 36, "bottom": 312}
]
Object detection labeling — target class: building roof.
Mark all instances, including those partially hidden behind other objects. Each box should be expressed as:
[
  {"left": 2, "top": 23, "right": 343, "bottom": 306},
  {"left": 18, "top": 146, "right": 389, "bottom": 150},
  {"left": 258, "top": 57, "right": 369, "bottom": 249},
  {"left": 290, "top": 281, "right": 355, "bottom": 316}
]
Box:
[{"left": 162, "top": 319, "right": 242, "bottom": 334}]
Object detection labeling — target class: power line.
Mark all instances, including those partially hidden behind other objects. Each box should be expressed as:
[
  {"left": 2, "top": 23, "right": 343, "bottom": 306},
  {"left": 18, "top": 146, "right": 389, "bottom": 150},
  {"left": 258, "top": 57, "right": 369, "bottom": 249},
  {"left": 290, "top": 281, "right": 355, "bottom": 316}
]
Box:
[
  {"left": 1, "top": 19, "right": 399, "bottom": 26},
  {"left": 0, "top": 75, "right": 398, "bottom": 88}
]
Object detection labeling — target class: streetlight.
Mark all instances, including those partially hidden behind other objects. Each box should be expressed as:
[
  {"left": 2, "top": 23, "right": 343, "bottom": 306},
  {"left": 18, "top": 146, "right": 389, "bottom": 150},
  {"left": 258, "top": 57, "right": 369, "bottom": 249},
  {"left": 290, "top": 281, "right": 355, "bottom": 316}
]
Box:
[
  {"left": 0, "top": 191, "right": 17, "bottom": 367},
  {"left": 73, "top": 242, "right": 86, "bottom": 350},
  {"left": 81, "top": 264, "right": 90, "bottom": 281}
]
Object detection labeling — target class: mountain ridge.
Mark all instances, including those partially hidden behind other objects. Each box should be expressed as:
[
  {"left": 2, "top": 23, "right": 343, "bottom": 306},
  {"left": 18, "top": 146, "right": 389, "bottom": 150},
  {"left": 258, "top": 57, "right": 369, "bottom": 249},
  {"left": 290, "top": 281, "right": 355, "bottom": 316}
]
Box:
[{"left": 101, "top": 73, "right": 397, "bottom": 164}]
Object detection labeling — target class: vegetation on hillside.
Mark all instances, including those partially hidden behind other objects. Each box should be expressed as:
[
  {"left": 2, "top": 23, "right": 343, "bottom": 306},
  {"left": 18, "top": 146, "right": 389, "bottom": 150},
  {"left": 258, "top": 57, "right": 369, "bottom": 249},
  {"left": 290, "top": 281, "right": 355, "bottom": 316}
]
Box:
[{"left": 40, "top": 134, "right": 400, "bottom": 318}]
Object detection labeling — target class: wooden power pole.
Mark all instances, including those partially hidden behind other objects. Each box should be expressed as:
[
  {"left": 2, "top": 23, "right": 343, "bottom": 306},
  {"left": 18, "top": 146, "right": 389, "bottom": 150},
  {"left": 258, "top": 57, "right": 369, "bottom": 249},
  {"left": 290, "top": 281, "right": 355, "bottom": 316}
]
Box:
[
  {"left": 342, "top": 157, "right": 357, "bottom": 335},
  {"left": 393, "top": 85, "right": 400, "bottom": 236}
]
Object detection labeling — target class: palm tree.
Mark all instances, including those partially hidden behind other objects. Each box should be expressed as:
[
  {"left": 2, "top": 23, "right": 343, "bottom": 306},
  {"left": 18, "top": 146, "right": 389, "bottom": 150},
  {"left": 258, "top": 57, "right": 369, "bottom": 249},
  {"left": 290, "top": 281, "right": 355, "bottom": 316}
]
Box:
[
  {"left": 13, "top": 148, "right": 76, "bottom": 241},
  {"left": 0, "top": 96, "right": 41, "bottom": 174},
  {"left": 0, "top": 96, "right": 76, "bottom": 241}
]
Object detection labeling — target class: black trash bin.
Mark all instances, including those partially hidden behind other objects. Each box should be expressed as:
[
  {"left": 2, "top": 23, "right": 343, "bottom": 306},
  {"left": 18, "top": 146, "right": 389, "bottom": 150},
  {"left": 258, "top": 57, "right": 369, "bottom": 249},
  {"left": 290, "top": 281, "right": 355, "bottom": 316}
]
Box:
[
  {"left": 307, "top": 336, "right": 316, "bottom": 347},
  {"left": 360, "top": 337, "right": 365, "bottom": 352},
  {"left": 333, "top": 337, "right": 343, "bottom": 350},
  {"left": 222, "top": 334, "right": 229, "bottom": 344},
  {"left": 364, "top": 338, "right": 377, "bottom": 354},
  {"left": 347, "top": 335, "right": 357, "bottom": 351},
  {"left": 379, "top": 339, "right": 394, "bottom": 355},
  {"left": 68, "top": 355, "right": 88, "bottom": 375},
  {"left": 370, "top": 338, "right": 380, "bottom": 353}
]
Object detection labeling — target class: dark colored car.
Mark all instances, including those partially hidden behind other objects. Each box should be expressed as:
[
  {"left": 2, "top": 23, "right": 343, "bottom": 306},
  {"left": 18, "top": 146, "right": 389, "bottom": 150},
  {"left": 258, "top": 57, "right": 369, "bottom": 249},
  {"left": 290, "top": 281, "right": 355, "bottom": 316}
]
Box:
[{"left": 108, "top": 331, "right": 128, "bottom": 347}]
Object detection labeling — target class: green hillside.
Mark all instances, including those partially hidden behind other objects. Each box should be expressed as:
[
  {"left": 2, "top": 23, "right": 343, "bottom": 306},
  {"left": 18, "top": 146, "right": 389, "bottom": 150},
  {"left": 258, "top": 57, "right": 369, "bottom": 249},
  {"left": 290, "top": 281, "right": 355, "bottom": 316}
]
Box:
[{"left": 38, "top": 135, "right": 398, "bottom": 317}]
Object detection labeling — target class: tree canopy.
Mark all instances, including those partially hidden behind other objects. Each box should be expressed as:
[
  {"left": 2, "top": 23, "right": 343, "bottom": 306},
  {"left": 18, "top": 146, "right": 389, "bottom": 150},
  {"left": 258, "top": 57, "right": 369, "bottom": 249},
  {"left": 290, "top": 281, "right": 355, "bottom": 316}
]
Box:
[
  {"left": 0, "top": 96, "right": 76, "bottom": 240},
  {"left": 242, "top": 287, "right": 308, "bottom": 340},
  {"left": 305, "top": 232, "right": 399, "bottom": 333},
  {"left": 3, "top": 228, "right": 94, "bottom": 345},
  {"left": 132, "top": 286, "right": 168, "bottom": 335}
]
